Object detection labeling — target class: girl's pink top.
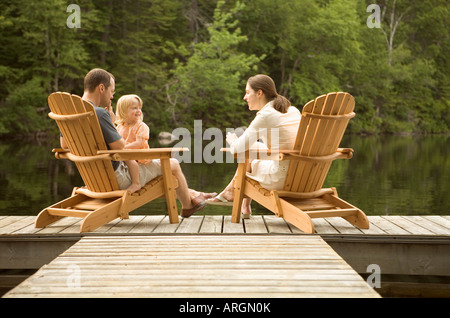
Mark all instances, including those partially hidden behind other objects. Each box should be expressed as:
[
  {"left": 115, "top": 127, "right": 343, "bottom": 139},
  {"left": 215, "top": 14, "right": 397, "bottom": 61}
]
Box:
[{"left": 116, "top": 121, "right": 151, "bottom": 164}]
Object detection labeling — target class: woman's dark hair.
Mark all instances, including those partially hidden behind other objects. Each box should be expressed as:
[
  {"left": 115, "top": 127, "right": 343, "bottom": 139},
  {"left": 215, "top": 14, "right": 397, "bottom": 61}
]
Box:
[
  {"left": 84, "top": 68, "right": 115, "bottom": 93},
  {"left": 247, "top": 74, "right": 291, "bottom": 113}
]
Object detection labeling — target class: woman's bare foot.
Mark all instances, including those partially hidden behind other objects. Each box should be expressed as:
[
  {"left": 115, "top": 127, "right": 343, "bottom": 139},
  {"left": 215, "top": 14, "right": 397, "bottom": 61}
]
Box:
[
  {"left": 241, "top": 198, "right": 252, "bottom": 218},
  {"left": 218, "top": 189, "right": 233, "bottom": 201}
]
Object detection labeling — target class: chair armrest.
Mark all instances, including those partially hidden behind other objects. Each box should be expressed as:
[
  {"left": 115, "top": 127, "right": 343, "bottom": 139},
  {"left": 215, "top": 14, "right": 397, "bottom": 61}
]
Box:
[
  {"left": 98, "top": 148, "right": 189, "bottom": 161},
  {"left": 221, "top": 147, "right": 353, "bottom": 162},
  {"left": 52, "top": 148, "right": 70, "bottom": 153},
  {"left": 220, "top": 147, "right": 286, "bottom": 160}
]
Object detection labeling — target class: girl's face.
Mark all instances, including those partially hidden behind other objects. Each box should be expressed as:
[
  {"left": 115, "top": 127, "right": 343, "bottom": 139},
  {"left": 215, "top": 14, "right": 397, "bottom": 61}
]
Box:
[
  {"left": 243, "top": 82, "right": 261, "bottom": 111},
  {"left": 125, "top": 98, "right": 142, "bottom": 125}
]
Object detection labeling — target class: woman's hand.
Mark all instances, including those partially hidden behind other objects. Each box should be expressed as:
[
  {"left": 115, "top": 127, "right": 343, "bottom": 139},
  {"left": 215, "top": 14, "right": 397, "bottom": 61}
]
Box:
[{"left": 226, "top": 132, "right": 238, "bottom": 145}]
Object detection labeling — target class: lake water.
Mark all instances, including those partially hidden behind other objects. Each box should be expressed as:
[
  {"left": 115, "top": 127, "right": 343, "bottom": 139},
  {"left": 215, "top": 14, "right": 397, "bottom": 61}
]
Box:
[{"left": 0, "top": 134, "right": 448, "bottom": 216}]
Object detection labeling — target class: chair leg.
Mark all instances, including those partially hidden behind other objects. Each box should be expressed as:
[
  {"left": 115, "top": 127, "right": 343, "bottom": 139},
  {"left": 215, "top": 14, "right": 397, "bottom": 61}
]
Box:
[
  {"left": 231, "top": 162, "right": 247, "bottom": 223},
  {"left": 324, "top": 191, "right": 369, "bottom": 229},
  {"left": 79, "top": 199, "right": 122, "bottom": 232},
  {"left": 160, "top": 158, "right": 179, "bottom": 224},
  {"left": 35, "top": 208, "right": 64, "bottom": 228},
  {"left": 34, "top": 193, "right": 86, "bottom": 228},
  {"left": 278, "top": 200, "right": 315, "bottom": 234}
]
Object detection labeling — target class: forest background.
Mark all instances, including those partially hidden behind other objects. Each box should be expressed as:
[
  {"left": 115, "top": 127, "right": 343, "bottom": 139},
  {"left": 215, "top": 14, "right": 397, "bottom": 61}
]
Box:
[{"left": 0, "top": 0, "right": 448, "bottom": 138}]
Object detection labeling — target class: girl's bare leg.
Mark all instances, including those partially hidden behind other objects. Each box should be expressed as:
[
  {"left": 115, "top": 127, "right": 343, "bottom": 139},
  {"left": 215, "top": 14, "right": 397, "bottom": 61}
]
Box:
[{"left": 124, "top": 160, "right": 141, "bottom": 193}]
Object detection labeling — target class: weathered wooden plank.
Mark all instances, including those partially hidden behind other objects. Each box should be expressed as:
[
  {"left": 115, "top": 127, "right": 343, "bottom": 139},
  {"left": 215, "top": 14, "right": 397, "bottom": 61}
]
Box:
[
  {"left": 243, "top": 216, "right": 268, "bottom": 233},
  {"left": 199, "top": 215, "right": 223, "bottom": 233},
  {"left": 422, "top": 216, "right": 450, "bottom": 232},
  {"left": 405, "top": 216, "right": 450, "bottom": 235},
  {"left": 385, "top": 216, "right": 435, "bottom": 235},
  {"left": 58, "top": 219, "right": 82, "bottom": 234},
  {"left": 0, "top": 216, "right": 35, "bottom": 234},
  {"left": 34, "top": 217, "right": 81, "bottom": 234},
  {"left": 223, "top": 215, "right": 245, "bottom": 233},
  {"left": 91, "top": 217, "right": 122, "bottom": 233},
  {"left": 263, "top": 215, "right": 292, "bottom": 233},
  {"left": 152, "top": 216, "right": 180, "bottom": 233},
  {"left": 323, "top": 217, "right": 364, "bottom": 234},
  {"left": 47, "top": 259, "right": 351, "bottom": 269},
  {"left": 360, "top": 216, "right": 389, "bottom": 235},
  {"left": 4, "top": 235, "right": 379, "bottom": 298},
  {"left": 128, "top": 215, "right": 165, "bottom": 233},
  {"left": 367, "top": 216, "right": 411, "bottom": 235},
  {"left": 175, "top": 216, "right": 203, "bottom": 233},
  {"left": 0, "top": 216, "right": 29, "bottom": 229},
  {"left": 312, "top": 218, "right": 340, "bottom": 234},
  {"left": 106, "top": 215, "right": 146, "bottom": 233}
]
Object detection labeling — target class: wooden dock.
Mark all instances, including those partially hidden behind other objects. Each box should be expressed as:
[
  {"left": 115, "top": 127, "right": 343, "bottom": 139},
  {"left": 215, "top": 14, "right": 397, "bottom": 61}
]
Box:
[
  {"left": 1, "top": 214, "right": 450, "bottom": 298},
  {"left": 3, "top": 235, "right": 379, "bottom": 298},
  {"left": 1, "top": 214, "right": 450, "bottom": 236}
]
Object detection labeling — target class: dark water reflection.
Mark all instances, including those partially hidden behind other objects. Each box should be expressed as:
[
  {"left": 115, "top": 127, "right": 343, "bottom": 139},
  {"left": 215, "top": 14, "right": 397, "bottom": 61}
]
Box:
[{"left": 0, "top": 134, "right": 448, "bottom": 216}]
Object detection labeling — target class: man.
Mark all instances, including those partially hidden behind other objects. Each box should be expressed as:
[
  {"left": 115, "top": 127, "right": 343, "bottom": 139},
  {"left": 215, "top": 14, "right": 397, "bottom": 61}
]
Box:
[{"left": 61, "top": 68, "right": 211, "bottom": 217}]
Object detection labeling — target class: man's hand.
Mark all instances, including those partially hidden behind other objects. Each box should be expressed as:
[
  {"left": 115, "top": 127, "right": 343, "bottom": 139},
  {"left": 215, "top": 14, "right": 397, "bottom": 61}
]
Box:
[{"left": 105, "top": 105, "right": 116, "bottom": 124}]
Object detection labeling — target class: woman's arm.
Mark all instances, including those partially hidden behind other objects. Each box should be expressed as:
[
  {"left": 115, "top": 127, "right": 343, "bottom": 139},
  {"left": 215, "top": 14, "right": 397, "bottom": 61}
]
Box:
[{"left": 229, "top": 113, "right": 266, "bottom": 154}]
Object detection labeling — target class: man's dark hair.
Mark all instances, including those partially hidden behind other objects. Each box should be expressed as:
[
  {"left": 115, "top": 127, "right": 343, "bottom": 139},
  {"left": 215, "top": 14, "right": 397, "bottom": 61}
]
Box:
[{"left": 84, "top": 68, "right": 114, "bottom": 93}]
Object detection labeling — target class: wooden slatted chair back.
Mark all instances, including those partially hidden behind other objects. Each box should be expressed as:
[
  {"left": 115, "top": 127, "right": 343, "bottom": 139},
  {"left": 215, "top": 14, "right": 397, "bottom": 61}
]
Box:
[
  {"left": 283, "top": 92, "right": 355, "bottom": 193},
  {"left": 48, "top": 92, "right": 119, "bottom": 192}
]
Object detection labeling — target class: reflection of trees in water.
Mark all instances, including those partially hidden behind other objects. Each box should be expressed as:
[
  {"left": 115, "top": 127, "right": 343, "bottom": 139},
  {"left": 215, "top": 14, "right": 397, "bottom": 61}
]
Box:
[{"left": 0, "top": 135, "right": 448, "bottom": 216}]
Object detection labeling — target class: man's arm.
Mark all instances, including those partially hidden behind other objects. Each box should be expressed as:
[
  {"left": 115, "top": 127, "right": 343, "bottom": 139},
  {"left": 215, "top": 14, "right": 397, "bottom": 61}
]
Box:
[{"left": 108, "top": 137, "right": 125, "bottom": 150}]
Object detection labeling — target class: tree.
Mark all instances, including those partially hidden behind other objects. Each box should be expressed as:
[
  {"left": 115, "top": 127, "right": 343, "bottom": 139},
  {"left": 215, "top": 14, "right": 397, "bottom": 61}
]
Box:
[
  {"left": 0, "top": 0, "right": 89, "bottom": 135},
  {"left": 167, "top": 1, "right": 262, "bottom": 131}
]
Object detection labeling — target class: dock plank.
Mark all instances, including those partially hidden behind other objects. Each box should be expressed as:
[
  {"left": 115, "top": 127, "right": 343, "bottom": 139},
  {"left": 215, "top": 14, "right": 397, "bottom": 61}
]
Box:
[
  {"left": 128, "top": 215, "right": 164, "bottom": 233},
  {"left": 0, "top": 216, "right": 35, "bottom": 234},
  {"left": 264, "top": 215, "right": 293, "bottom": 234},
  {"left": 243, "top": 216, "right": 268, "bottom": 233},
  {"left": 199, "top": 215, "right": 223, "bottom": 233},
  {"left": 405, "top": 216, "right": 450, "bottom": 235},
  {"left": 175, "top": 215, "right": 203, "bottom": 233},
  {"left": 4, "top": 235, "right": 380, "bottom": 298}
]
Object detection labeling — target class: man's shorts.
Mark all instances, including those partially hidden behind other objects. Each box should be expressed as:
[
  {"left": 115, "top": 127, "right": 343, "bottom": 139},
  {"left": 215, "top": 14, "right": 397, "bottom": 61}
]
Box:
[{"left": 114, "top": 160, "right": 162, "bottom": 190}]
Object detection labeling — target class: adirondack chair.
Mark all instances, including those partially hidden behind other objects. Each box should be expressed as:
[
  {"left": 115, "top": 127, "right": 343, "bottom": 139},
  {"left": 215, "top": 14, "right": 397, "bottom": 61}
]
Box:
[
  {"left": 35, "top": 92, "right": 185, "bottom": 232},
  {"left": 229, "top": 92, "right": 369, "bottom": 233}
]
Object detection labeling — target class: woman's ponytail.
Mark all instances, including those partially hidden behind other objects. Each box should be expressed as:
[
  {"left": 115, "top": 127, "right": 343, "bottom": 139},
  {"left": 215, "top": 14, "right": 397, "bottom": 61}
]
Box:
[{"left": 272, "top": 94, "right": 291, "bottom": 113}]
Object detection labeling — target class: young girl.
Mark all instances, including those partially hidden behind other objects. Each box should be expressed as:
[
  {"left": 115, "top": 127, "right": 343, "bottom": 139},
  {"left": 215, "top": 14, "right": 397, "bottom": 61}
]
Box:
[
  {"left": 115, "top": 94, "right": 151, "bottom": 164},
  {"left": 115, "top": 94, "right": 217, "bottom": 212}
]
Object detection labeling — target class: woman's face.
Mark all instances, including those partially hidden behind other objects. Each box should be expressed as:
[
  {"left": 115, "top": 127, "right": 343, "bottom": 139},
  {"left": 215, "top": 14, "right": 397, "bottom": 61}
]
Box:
[{"left": 243, "top": 82, "right": 260, "bottom": 111}]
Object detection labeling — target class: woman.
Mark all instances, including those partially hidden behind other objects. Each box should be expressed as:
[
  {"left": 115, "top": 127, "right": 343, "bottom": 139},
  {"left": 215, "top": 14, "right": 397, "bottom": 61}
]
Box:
[{"left": 207, "top": 74, "right": 301, "bottom": 218}]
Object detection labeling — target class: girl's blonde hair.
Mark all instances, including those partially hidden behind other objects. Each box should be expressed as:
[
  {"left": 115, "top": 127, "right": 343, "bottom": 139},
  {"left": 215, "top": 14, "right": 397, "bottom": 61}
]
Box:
[{"left": 115, "top": 94, "right": 143, "bottom": 125}]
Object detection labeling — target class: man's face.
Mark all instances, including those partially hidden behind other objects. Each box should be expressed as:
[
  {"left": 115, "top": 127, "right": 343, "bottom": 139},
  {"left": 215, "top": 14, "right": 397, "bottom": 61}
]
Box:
[{"left": 99, "top": 77, "right": 115, "bottom": 108}]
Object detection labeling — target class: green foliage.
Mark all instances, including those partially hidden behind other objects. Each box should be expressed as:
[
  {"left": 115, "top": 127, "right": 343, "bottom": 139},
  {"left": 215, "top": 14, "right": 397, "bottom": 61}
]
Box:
[
  {"left": 0, "top": 0, "right": 448, "bottom": 137},
  {"left": 167, "top": 1, "right": 262, "bottom": 131}
]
